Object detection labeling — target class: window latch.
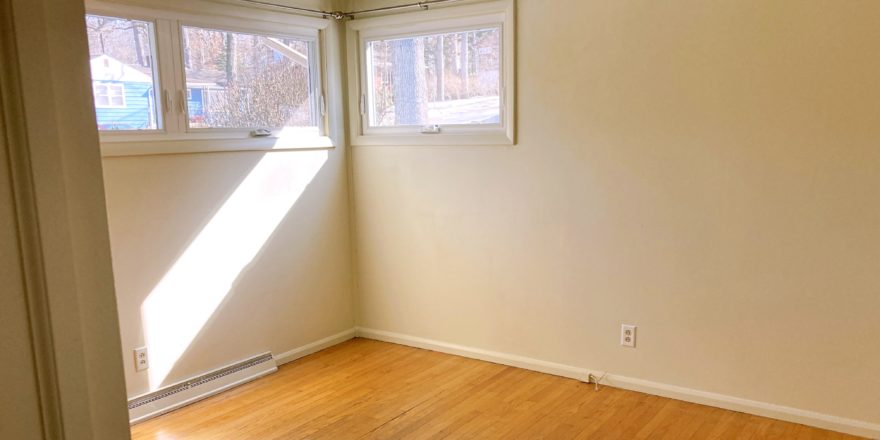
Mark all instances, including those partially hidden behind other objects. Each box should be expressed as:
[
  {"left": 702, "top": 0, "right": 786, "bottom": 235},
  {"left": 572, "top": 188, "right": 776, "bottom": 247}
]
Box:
[
  {"left": 420, "top": 124, "right": 441, "bottom": 134},
  {"left": 163, "top": 90, "right": 172, "bottom": 114},
  {"left": 177, "top": 90, "right": 186, "bottom": 113}
]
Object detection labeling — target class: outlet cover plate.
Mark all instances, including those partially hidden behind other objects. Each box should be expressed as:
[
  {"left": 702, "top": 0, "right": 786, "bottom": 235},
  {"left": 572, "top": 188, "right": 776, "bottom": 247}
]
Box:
[
  {"left": 621, "top": 324, "right": 636, "bottom": 348},
  {"left": 134, "top": 347, "right": 149, "bottom": 371}
]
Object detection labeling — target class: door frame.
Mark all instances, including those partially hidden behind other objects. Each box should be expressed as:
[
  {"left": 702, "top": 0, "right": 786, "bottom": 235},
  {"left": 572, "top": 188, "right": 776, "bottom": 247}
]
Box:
[{"left": 0, "top": 0, "right": 131, "bottom": 438}]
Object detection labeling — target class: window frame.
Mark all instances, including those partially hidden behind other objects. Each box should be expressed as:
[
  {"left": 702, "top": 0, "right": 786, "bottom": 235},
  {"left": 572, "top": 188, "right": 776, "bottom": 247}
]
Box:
[
  {"left": 86, "top": 12, "right": 164, "bottom": 133},
  {"left": 346, "top": 0, "right": 515, "bottom": 146},
  {"left": 176, "top": 20, "right": 323, "bottom": 136},
  {"left": 86, "top": 0, "right": 332, "bottom": 157},
  {"left": 93, "top": 82, "right": 127, "bottom": 108}
]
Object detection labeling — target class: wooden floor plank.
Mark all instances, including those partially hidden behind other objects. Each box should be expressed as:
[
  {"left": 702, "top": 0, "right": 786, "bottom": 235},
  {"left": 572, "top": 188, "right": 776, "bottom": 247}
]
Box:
[{"left": 130, "top": 339, "right": 864, "bottom": 440}]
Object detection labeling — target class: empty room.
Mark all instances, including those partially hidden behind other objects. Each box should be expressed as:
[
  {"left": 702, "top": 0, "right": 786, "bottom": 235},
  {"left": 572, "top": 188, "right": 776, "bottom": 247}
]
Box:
[{"left": 2, "top": 0, "right": 878, "bottom": 439}]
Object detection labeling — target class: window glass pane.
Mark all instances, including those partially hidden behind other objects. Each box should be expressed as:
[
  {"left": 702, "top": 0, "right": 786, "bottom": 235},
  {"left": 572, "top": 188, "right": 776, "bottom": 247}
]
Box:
[
  {"left": 181, "top": 26, "right": 317, "bottom": 130},
  {"left": 86, "top": 14, "right": 160, "bottom": 130},
  {"left": 366, "top": 27, "right": 501, "bottom": 128}
]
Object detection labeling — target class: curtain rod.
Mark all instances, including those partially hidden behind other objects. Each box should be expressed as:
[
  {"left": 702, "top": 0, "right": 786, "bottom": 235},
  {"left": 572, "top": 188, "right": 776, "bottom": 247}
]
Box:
[{"left": 236, "top": 0, "right": 464, "bottom": 20}]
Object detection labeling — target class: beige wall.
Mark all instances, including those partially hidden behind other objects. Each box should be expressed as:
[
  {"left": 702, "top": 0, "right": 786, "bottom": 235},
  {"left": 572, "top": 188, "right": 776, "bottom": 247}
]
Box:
[
  {"left": 103, "top": 0, "right": 356, "bottom": 397},
  {"left": 352, "top": 0, "right": 880, "bottom": 425},
  {"left": 97, "top": 0, "right": 880, "bottom": 427}
]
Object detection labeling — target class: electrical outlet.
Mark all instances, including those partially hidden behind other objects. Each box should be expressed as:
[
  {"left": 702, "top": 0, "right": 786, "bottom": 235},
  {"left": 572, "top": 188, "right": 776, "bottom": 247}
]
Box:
[
  {"left": 620, "top": 324, "right": 636, "bottom": 348},
  {"left": 134, "top": 347, "right": 149, "bottom": 371}
]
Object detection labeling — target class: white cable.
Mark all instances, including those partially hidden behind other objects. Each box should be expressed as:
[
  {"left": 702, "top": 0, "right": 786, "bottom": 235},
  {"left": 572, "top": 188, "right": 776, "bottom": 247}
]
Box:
[{"left": 588, "top": 372, "right": 608, "bottom": 391}]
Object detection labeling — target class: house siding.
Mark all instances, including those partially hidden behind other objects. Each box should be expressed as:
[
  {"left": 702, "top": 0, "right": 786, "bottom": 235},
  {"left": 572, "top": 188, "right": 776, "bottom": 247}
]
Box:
[{"left": 94, "top": 81, "right": 155, "bottom": 130}]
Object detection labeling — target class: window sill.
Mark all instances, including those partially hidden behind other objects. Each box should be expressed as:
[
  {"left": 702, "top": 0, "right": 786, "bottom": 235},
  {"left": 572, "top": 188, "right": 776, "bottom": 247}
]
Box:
[
  {"left": 100, "top": 135, "right": 335, "bottom": 157},
  {"left": 351, "top": 131, "right": 514, "bottom": 147}
]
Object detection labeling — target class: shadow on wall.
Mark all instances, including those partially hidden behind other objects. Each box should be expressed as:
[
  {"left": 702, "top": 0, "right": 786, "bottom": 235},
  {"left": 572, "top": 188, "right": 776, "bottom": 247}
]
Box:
[{"left": 108, "top": 148, "right": 328, "bottom": 392}]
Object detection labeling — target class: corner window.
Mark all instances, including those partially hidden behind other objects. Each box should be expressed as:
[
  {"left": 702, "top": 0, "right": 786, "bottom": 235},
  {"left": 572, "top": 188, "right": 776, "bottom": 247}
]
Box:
[
  {"left": 366, "top": 27, "right": 501, "bottom": 128},
  {"left": 84, "top": 4, "right": 330, "bottom": 156},
  {"left": 347, "top": 0, "right": 515, "bottom": 145}
]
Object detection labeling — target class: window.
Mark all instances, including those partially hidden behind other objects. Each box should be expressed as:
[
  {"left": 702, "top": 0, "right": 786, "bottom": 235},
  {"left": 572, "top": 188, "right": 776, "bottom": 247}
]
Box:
[
  {"left": 86, "top": 15, "right": 159, "bottom": 131},
  {"left": 366, "top": 27, "right": 501, "bottom": 128},
  {"left": 84, "top": 2, "right": 330, "bottom": 156},
  {"left": 347, "top": 0, "right": 515, "bottom": 145},
  {"left": 94, "top": 83, "right": 126, "bottom": 108},
  {"left": 181, "top": 26, "right": 319, "bottom": 133}
]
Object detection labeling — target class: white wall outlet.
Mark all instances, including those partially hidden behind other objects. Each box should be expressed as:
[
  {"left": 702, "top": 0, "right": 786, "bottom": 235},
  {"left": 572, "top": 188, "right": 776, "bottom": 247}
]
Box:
[
  {"left": 134, "top": 347, "right": 149, "bottom": 371},
  {"left": 620, "top": 324, "right": 637, "bottom": 348}
]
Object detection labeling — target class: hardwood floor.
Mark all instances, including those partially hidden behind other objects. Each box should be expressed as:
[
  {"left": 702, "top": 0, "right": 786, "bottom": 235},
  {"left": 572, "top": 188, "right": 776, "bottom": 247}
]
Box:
[{"left": 131, "top": 339, "right": 862, "bottom": 440}]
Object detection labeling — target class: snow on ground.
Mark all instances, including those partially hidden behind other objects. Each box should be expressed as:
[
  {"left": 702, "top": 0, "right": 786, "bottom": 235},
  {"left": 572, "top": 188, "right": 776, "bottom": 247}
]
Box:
[{"left": 377, "top": 96, "right": 500, "bottom": 126}]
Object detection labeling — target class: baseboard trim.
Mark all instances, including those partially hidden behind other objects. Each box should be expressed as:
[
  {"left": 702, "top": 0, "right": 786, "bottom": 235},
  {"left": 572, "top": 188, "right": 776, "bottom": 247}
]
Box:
[
  {"left": 275, "top": 327, "right": 358, "bottom": 366},
  {"left": 356, "top": 327, "right": 879, "bottom": 439},
  {"left": 128, "top": 327, "right": 357, "bottom": 425}
]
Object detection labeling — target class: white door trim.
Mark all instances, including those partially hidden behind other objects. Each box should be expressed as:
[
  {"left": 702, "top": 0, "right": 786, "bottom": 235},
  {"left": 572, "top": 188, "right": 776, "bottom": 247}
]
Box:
[{"left": 1, "top": 0, "right": 131, "bottom": 438}]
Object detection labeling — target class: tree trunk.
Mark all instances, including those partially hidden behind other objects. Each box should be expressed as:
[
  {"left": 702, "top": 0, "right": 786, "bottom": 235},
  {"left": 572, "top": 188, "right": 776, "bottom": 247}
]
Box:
[
  {"left": 459, "top": 33, "right": 469, "bottom": 96},
  {"left": 181, "top": 29, "right": 190, "bottom": 69},
  {"left": 391, "top": 38, "right": 426, "bottom": 125},
  {"left": 132, "top": 24, "right": 144, "bottom": 66},
  {"left": 225, "top": 32, "right": 236, "bottom": 84},
  {"left": 434, "top": 35, "right": 444, "bottom": 101}
]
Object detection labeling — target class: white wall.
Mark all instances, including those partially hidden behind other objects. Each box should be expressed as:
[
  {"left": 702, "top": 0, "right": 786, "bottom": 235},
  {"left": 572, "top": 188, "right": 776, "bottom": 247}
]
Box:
[
  {"left": 103, "top": 0, "right": 356, "bottom": 397},
  {"left": 351, "top": 0, "right": 880, "bottom": 426}
]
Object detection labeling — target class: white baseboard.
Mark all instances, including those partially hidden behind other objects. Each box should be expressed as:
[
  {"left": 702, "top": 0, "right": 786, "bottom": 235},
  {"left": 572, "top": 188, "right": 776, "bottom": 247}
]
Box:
[
  {"left": 275, "top": 327, "right": 358, "bottom": 366},
  {"left": 128, "top": 327, "right": 357, "bottom": 425},
  {"left": 356, "top": 327, "right": 879, "bottom": 439},
  {"left": 357, "top": 327, "right": 587, "bottom": 380}
]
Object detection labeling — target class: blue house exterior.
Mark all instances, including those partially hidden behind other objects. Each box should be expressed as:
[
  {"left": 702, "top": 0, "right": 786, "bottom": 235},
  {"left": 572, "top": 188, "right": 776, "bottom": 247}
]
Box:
[
  {"left": 93, "top": 81, "right": 156, "bottom": 130},
  {"left": 90, "top": 55, "right": 212, "bottom": 130},
  {"left": 188, "top": 88, "right": 206, "bottom": 120}
]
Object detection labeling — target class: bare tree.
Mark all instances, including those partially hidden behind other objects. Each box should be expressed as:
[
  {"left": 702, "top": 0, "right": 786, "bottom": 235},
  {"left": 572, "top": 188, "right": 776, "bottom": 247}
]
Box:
[{"left": 86, "top": 16, "right": 116, "bottom": 54}]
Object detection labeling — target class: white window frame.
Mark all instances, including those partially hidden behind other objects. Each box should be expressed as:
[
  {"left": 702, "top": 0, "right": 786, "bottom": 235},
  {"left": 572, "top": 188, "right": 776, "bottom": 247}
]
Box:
[
  {"left": 86, "top": 0, "right": 332, "bottom": 157},
  {"left": 87, "top": 13, "right": 162, "bottom": 130},
  {"left": 346, "top": 0, "right": 515, "bottom": 146},
  {"left": 93, "top": 82, "right": 127, "bottom": 108},
  {"left": 177, "top": 21, "right": 323, "bottom": 135}
]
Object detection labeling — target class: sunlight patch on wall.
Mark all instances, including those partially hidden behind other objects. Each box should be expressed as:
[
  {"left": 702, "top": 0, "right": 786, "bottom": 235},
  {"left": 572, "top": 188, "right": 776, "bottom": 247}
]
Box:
[{"left": 141, "top": 149, "right": 328, "bottom": 390}]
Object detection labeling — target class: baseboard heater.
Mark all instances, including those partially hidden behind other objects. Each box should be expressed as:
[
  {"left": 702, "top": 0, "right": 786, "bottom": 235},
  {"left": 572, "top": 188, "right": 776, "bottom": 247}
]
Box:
[{"left": 128, "top": 352, "right": 278, "bottom": 424}]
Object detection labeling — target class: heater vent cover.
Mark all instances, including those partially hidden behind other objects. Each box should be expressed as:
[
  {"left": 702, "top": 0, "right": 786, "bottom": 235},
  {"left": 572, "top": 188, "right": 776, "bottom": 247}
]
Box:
[{"left": 127, "top": 352, "right": 276, "bottom": 423}]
